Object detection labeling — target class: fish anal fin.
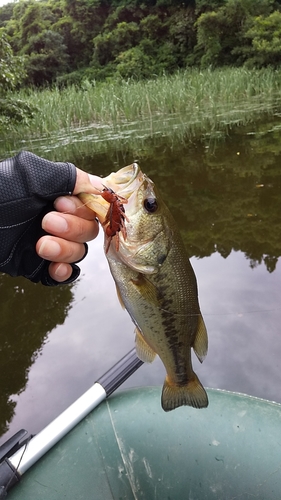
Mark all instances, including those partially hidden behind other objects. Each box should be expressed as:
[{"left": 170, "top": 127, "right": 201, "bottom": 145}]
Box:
[
  {"left": 192, "top": 314, "right": 208, "bottom": 363},
  {"left": 161, "top": 373, "right": 208, "bottom": 412},
  {"left": 135, "top": 327, "right": 157, "bottom": 363}
]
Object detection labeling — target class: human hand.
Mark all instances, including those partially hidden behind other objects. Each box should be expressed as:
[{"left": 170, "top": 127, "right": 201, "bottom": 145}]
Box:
[{"left": 36, "top": 168, "right": 104, "bottom": 283}]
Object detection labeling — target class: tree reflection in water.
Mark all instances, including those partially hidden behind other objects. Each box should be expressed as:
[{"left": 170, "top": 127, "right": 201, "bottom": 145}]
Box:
[{"left": 0, "top": 273, "right": 74, "bottom": 436}]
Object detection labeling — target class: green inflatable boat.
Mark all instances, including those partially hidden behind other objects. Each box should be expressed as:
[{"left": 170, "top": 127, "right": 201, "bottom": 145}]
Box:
[{"left": 1, "top": 350, "right": 281, "bottom": 500}]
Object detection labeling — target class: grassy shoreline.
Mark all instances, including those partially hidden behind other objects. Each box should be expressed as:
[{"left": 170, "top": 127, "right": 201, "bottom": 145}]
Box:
[{"left": 2, "top": 67, "right": 281, "bottom": 157}]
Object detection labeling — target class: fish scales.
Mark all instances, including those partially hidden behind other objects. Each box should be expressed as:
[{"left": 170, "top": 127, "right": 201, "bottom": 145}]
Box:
[{"left": 79, "top": 163, "right": 208, "bottom": 412}]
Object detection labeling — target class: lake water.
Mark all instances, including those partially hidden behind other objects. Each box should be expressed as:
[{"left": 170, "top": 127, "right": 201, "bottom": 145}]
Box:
[{"left": 1, "top": 116, "right": 281, "bottom": 445}]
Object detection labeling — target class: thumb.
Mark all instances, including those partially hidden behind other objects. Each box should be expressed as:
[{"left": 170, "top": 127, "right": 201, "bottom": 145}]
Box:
[{"left": 73, "top": 167, "right": 104, "bottom": 195}]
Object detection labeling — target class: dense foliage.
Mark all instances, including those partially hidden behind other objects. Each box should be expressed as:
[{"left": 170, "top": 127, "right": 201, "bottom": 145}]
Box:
[
  {"left": 0, "top": 29, "right": 34, "bottom": 127},
  {"left": 1, "top": 0, "right": 281, "bottom": 87}
]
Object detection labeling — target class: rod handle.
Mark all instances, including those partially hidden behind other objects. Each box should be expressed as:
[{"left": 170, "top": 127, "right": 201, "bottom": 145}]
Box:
[{"left": 97, "top": 348, "right": 143, "bottom": 396}]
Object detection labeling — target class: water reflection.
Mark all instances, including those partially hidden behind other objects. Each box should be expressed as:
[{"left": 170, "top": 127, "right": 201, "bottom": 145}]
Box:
[
  {"left": 71, "top": 116, "right": 281, "bottom": 272},
  {"left": 1, "top": 117, "right": 281, "bottom": 445},
  {"left": 0, "top": 274, "right": 74, "bottom": 436}
]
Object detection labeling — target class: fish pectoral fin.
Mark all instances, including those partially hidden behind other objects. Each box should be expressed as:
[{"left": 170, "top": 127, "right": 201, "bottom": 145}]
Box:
[
  {"left": 161, "top": 373, "right": 208, "bottom": 412},
  {"left": 192, "top": 314, "right": 208, "bottom": 363},
  {"left": 135, "top": 327, "right": 157, "bottom": 363},
  {"left": 130, "top": 274, "right": 159, "bottom": 306}
]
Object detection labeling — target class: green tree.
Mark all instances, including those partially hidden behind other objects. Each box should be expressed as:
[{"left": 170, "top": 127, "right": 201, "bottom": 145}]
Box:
[
  {"left": 64, "top": 0, "right": 110, "bottom": 68},
  {"left": 4, "top": 0, "right": 71, "bottom": 85},
  {"left": 242, "top": 11, "right": 281, "bottom": 67},
  {"left": 93, "top": 20, "right": 140, "bottom": 67},
  {"left": 20, "top": 0, "right": 47, "bottom": 48},
  {"left": 0, "top": 29, "right": 25, "bottom": 92},
  {"left": 24, "top": 30, "right": 69, "bottom": 85},
  {"left": 5, "top": 0, "right": 59, "bottom": 52},
  {"left": 195, "top": 0, "right": 275, "bottom": 67},
  {"left": 116, "top": 45, "right": 153, "bottom": 78},
  {"left": 168, "top": 8, "right": 197, "bottom": 67},
  {"left": 2, "top": 0, "right": 281, "bottom": 87},
  {"left": 0, "top": 29, "right": 34, "bottom": 128},
  {"left": 0, "top": 2, "right": 14, "bottom": 28}
]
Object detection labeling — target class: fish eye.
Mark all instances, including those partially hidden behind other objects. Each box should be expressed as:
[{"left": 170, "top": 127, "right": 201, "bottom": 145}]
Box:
[{"left": 144, "top": 197, "right": 158, "bottom": 213}]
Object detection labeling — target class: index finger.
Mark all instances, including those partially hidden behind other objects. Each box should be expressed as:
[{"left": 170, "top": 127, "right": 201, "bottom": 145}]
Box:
[{"left": 73, "top": 169, "right": 104, "bottom": 195}]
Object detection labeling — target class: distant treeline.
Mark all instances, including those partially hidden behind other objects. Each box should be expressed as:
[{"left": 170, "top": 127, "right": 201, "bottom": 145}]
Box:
[{"left": 1, "top": 0, "right": 281, "bottom": 87}]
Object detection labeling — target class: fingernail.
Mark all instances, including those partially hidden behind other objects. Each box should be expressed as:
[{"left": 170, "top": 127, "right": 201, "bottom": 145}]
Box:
[
  {"left": 89, "top": 174, "right": 104, "bottom": 192},
  {"left": 37, "top": 239, "right": 61, "bottom": 259},
  {"left": 43, "top": 213, "right": 68, "bottom": 233},
  {"left": 54, "top": 263, "right": 69, "bottom": 278}
]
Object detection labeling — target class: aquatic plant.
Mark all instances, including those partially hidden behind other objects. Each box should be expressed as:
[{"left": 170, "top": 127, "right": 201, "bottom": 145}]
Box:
[{"left": 1, "top": 67, "right": 281, "bottom": 158}]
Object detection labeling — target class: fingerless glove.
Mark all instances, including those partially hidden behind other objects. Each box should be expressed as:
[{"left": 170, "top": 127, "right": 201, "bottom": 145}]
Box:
[{"left": 0, "top": 151, "right": 81, "bottom": 286}]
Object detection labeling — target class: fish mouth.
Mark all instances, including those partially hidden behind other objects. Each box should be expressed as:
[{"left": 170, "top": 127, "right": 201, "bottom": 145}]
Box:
[
  {"left": 105, "top": 162, "right": 142, "bottom": 199},
  {"left": 78, "top": 162, "right": 148, "bottom": 227}
]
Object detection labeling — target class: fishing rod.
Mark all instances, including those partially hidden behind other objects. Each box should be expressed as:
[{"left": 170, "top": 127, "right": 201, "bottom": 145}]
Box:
[{"left": 0, "top": 348, "right": 143, "bottom": 497}]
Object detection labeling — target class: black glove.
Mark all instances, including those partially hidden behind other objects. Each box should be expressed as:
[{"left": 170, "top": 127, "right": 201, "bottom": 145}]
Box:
[{"left": 0, "top": 150, "right": 83, "bottom": 286}]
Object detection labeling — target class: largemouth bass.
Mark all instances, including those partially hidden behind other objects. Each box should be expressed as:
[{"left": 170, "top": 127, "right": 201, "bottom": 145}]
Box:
[{"left": 79, "top": 163, "right": 208, "bottom": 411}]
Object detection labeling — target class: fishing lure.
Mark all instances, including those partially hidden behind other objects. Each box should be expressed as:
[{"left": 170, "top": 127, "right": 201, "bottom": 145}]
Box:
[{"left": 101, "top": 186, "right": 128, "bottom": 252}]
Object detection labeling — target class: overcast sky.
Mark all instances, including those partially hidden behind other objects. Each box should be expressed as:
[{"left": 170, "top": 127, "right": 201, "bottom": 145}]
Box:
[{"left": 0, "top": 0, "right": 16, "bottom": 7}]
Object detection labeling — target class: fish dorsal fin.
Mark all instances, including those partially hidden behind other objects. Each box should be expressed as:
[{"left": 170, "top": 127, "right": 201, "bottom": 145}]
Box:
[
  {"left": 135, "top": 327, "right": 157, "bottom": 363},
  {"left": 192, "top": 314, "right": 208, "bottom": 363}
]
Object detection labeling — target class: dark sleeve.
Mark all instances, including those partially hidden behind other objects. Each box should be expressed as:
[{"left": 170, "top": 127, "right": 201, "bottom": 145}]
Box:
[{"left": 0, "top": 150, "right": 81, "bottom": 286}]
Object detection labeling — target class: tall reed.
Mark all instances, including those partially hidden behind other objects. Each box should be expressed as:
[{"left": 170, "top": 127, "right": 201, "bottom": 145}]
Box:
[{"left": 3, "top": 67, "right": 281, "bottom": 147}]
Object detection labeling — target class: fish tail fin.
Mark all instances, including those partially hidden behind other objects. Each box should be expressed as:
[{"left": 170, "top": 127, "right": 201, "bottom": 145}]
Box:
[{"left": 161, "top": 373, "right": 208, "bottom": 412}]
